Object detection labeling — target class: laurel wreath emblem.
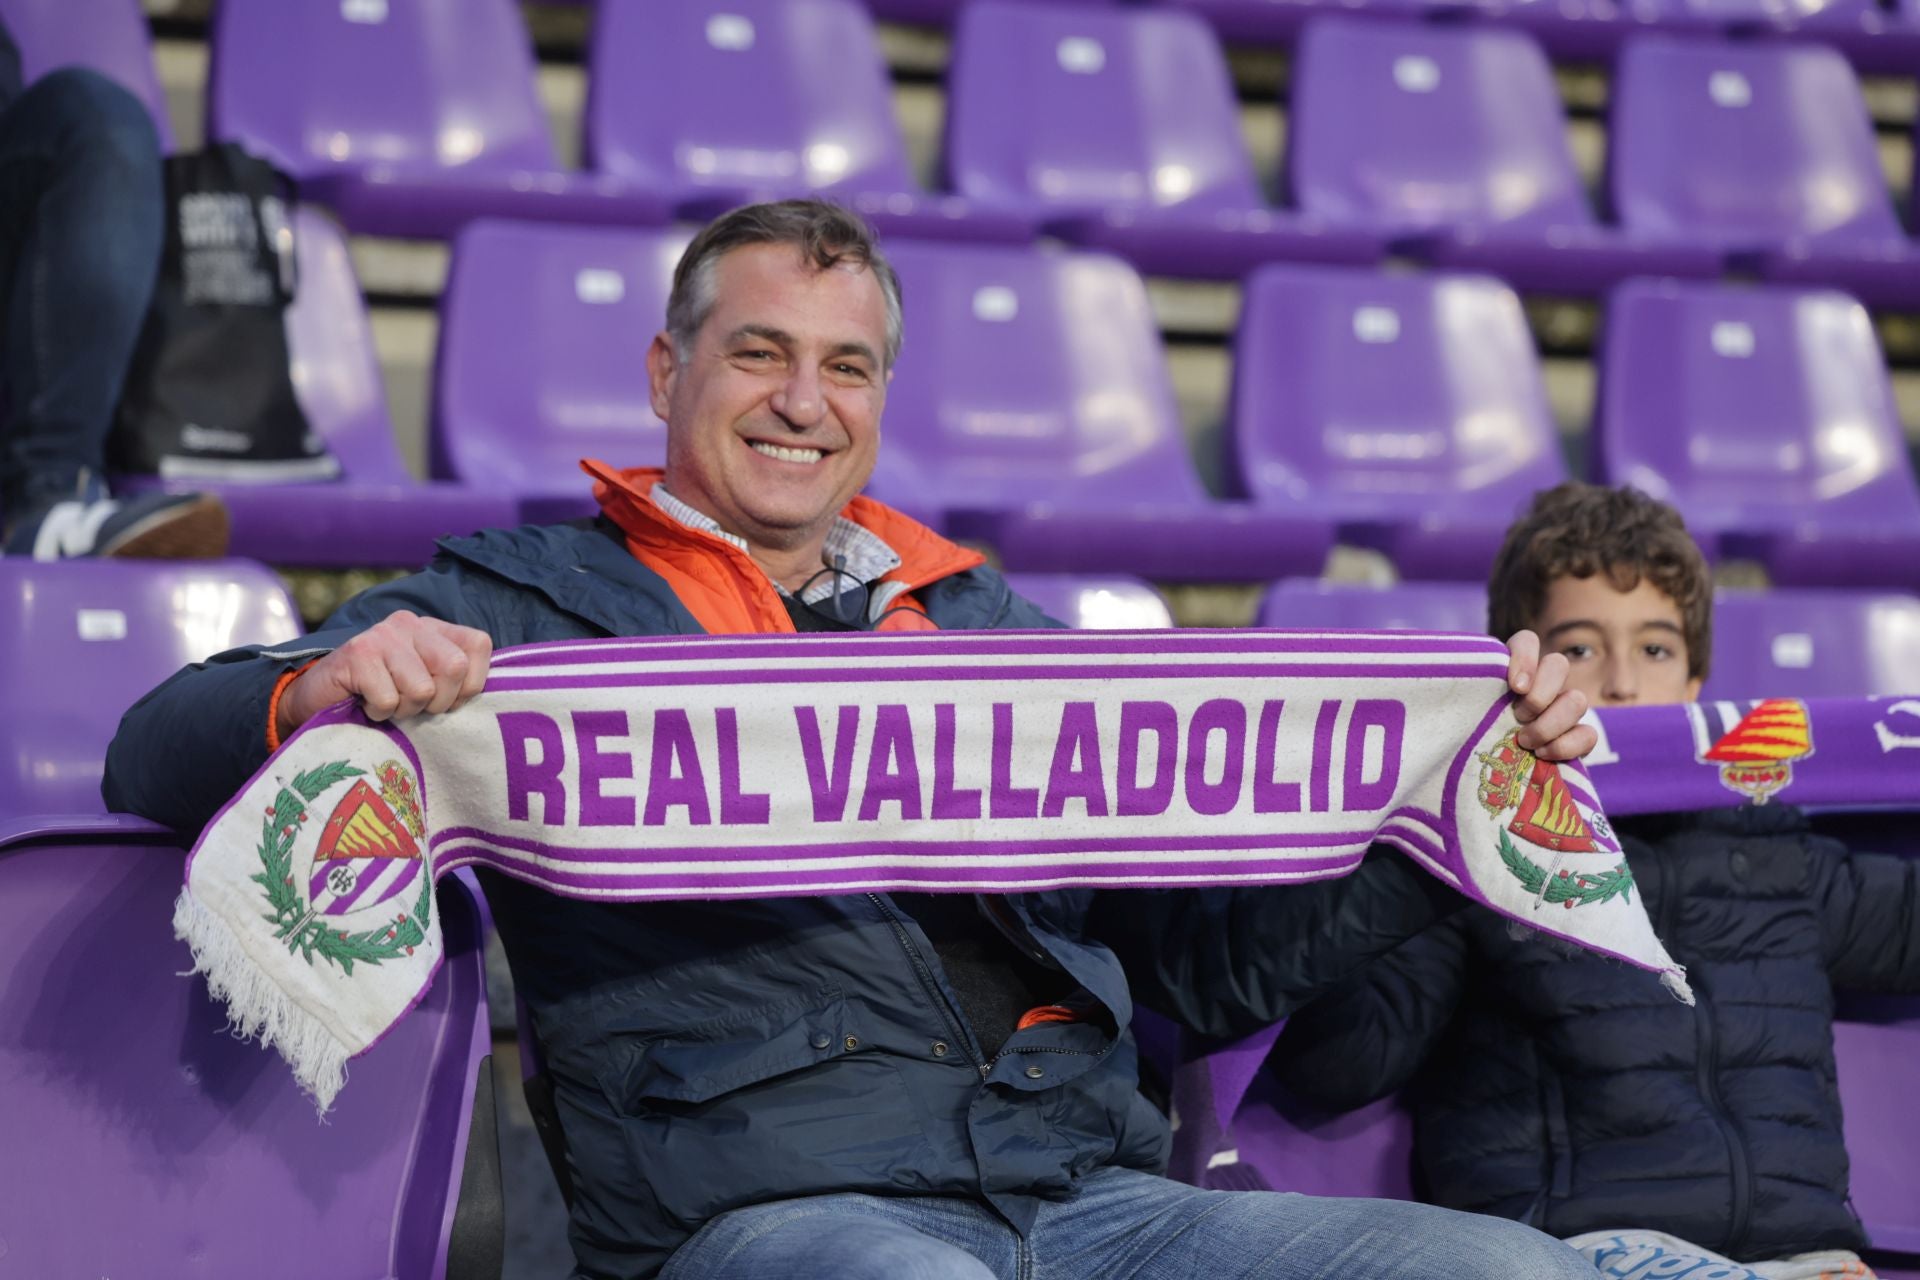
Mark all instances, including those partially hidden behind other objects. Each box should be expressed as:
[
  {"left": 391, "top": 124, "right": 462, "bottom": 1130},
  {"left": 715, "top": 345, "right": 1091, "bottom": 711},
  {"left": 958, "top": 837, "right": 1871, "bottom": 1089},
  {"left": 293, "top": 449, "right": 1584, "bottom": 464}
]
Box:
[
  {"left": 252, "top": 760, "right": 432, "bottom": 975},
  {"left": 1497, "top": 829, "right": 1635, "bottom": 909}
]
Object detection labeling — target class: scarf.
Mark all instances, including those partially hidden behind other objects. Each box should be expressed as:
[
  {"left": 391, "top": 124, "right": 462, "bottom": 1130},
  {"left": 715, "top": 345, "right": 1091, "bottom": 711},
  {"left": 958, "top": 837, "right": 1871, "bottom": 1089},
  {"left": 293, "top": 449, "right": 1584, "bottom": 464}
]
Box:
[{"left": 173, "top": 628, "right": 1691, "bottom": 1110}]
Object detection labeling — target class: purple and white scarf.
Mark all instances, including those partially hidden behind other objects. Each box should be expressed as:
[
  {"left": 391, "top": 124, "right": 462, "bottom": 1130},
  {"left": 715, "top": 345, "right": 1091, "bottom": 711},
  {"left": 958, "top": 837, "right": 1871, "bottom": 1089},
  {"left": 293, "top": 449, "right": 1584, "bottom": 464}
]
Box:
[{"left": 175, "top": 629, "right": 1691, "bottom": 1110}]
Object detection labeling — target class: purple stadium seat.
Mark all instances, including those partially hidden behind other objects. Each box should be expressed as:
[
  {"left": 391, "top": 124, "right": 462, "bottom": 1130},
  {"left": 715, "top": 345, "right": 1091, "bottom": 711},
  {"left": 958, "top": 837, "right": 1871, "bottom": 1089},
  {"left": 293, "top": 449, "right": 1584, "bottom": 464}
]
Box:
[
  {"left": 208, "top": 0, "right": 668, "bottom": 238},
  {"left": 1703, "top": 590, "right": 1920, "bottom": 701},
  {"left": 1256, "top": 579, "right": 1489, "bottom": 632},
  {"left": 1610, "top": 36, "right": 1920, "bottom": 306},
  {"left": 433, "top": 220, "right": 685, "bottom": 524},
  {"left": 0, "top": 0, "right": 172, "bottom": 148},
  {"left": 1288, "top": 19, "right": 1719, "bottom": 294},
  {"left": 585, "top": 0, "right": 1026, "bottom": 245},
  {"left": 0, "top": 835, "right": 499, "bottom": 1277},
  {"left": 1835, "top": 1008, "right": 1920, "bottom": 1254},
  {"left": 943, "top": 3, "right": 1384, "bottom": 279},
  {"left": 873, "top": 238, "right": 1334, "bottom": 580},
  {"left": 1595, "top": 280, "right": 1920, "bottom": 589},
  {"left": 1231, "top": 265, "right": 1566, "bottom": 581},
  {"left": 862, "top": 0, "right": 1112, "bottom": 24},
  {"left": 0, "top": 559, "right": 299, "bottom": 839},
  {"left": 1001, "top": 574, "right": 1174, "bottom": 627},
  {"left": 1157, "top": 0, "right": 1644, "bottom": 59},
  {"left": 125, "top": 209, "right": 518, "bottom": 565}
]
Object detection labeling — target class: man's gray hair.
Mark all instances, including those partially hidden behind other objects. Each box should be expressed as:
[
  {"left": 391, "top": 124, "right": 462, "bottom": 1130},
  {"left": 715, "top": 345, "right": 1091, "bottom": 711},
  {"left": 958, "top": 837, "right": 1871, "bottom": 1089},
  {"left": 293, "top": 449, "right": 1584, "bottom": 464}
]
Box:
[{"left": 665, "top": 199, "right": 905, "bottom": 369}]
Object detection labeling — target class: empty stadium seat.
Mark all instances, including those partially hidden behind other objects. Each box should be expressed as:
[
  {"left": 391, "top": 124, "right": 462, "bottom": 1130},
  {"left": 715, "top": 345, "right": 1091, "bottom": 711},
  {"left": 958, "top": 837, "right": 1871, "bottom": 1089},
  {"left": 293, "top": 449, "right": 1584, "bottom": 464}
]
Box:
[
  {"left": 1835, "top": 1009, "right": 1920, "bottom": 1254},
  {"left": 1231, "top": 265, "right": 1566, "bottom": 581},
  {"left": 1288, "top": 19, "right": 1719, "bottom": 294},
  {"left": 0, "top": 0, "right": 172, "bottom": 147},
  {"left": 120, "top": 208, "right": 518, "bottom": 564},
  {"left": 1001, "top": 574, "right": 1174, "bottom": 627},
  {"left": 1158, "top": 0, "right": 1641, "bottom": 59},
  {"left": 1610, "top": 36, "right": 1920, "bottom": 306},
  {"left": 585, "top": 0, "right": 1027, "bottom": 245},
  {"left": 863, "top": 0, "right": 1113, "bottom": 24},
  {"left": 1596, "top": 280, "right": 1920, "bottom": 588},
  {"left": 1256, "top": 579, "right": 1489, "bottom": 632},
  {"left": 0, "top": 835, "right": 501, "bottom": 1277},
  {"left": 433, "top": 220, "right": 684, "bottom": 523},
  {"left": 208, "top": 0, "right": 667, "bottom": 237},
  {"left": 0, "top": 559, "right": 299, "bottom": 836},
  {"left": 1704, "top": 590, "right": 1920, "bottom": 700},
  {"left": 873, "top": 238, "right": 1333, "bottom": 579},
  {"left": 944, "top": 3, "right": 1383, "bottom": 279}
]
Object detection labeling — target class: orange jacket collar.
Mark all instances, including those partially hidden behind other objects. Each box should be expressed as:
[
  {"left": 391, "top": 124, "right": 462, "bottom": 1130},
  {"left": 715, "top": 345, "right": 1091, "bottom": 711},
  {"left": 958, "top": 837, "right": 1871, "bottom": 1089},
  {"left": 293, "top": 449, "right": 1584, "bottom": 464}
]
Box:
[{"left": 580, "top": 459, "right": 985, "bottom": 635}]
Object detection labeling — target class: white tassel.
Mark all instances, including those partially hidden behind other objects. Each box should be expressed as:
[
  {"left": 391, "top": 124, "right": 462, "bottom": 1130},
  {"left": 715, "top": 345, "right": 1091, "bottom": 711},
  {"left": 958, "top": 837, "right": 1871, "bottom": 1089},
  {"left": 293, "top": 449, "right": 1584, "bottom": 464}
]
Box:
[
  {"left": 172, "top": 889, "right": 349, "bottom": 1114},
  {"left": 1660, "top": 967, "right": 1695, "bottom": 1007}
]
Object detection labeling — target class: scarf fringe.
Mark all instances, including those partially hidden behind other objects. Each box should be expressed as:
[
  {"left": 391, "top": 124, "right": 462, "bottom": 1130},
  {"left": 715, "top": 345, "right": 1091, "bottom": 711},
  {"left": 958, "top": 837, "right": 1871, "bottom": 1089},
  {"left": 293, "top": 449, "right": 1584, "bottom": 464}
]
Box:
[{"left": 172, "top": 888, "right": 349, "bottom": 1114}]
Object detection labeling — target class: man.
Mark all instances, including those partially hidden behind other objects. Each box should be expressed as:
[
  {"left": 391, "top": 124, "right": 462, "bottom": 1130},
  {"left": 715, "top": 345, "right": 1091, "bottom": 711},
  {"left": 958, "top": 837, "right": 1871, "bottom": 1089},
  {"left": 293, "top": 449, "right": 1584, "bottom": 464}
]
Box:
[
  {"left": 1273, "top": 484, "right": 1920, "bottom": 1274},
  {"left": 0, "top": 25, "right": 227, "bottom": 559},
  {"left": 107, "top": 200, "right": 1600, "bottom": 1280}
]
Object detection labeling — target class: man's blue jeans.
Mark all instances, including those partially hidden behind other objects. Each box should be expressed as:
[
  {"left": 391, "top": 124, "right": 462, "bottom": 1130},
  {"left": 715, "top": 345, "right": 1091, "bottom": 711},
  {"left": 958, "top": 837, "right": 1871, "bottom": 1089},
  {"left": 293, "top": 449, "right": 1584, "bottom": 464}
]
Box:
[
  {"left": 0, "top": 67, "right": 162, "bottom": 515},
  {"left": 657, "top": 1166, "right": 1598, "bottom": 1280}
]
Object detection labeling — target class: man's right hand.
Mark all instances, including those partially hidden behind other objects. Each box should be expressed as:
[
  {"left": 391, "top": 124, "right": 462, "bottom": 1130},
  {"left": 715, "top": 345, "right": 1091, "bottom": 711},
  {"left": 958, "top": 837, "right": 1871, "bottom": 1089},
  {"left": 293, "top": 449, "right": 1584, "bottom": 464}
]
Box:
[{"left": 277, "top": 610, "right": 493, "bottom": 741}]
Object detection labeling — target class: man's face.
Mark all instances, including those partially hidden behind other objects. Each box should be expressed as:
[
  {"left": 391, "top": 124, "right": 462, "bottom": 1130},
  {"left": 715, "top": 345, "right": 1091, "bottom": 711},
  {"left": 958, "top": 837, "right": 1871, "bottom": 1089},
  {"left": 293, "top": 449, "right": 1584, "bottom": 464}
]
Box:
[
  {"left": 649, "top": 242, "right": 889, "bottom": 552},
  {"left": 1533, "top": 573, "right": 1703, "bottom": 707}
]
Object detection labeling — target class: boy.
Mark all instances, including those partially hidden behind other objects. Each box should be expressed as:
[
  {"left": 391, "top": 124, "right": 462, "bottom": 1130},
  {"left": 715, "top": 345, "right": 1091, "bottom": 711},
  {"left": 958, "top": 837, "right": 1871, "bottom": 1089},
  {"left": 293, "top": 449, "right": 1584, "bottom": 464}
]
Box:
[{"left": 1273, "top": 483, "right": 1920, "bottom": 1276}]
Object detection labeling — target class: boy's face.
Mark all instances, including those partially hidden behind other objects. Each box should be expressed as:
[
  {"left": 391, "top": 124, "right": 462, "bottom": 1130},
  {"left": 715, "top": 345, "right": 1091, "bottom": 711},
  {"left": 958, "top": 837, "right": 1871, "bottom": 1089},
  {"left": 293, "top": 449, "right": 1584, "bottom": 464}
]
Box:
[{"left": 1534, "top": 574, "right": 1703, "bottom": 707}]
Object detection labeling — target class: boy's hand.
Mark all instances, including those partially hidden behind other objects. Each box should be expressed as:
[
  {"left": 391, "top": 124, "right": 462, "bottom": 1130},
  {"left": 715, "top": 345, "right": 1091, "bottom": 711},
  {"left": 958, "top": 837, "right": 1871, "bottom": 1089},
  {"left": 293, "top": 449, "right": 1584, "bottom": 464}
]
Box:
[
  {"left": 1505, "top": 629, "right": 1597, "bottom": 762},
  {"left": 277, "top": 611, "right": 492, "bottom": 740}
]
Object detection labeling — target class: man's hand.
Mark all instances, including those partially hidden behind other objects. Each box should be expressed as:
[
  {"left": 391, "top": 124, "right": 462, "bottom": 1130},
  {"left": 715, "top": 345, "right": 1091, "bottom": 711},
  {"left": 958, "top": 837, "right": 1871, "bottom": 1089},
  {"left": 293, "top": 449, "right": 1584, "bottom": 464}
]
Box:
[
  {"left": 1504, "top": 629, "right": 1596, "bottom": 762},
  {"left": 277, "top": 611, "right": 492, "bottom": 741}
]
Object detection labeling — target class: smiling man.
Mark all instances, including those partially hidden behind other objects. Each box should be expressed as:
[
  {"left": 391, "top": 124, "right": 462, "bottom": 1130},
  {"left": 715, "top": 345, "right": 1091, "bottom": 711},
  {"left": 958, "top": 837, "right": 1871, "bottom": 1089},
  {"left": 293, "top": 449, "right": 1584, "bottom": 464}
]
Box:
[{"left": 105, "top": 201, "right": 1602, "bottom": 1280}]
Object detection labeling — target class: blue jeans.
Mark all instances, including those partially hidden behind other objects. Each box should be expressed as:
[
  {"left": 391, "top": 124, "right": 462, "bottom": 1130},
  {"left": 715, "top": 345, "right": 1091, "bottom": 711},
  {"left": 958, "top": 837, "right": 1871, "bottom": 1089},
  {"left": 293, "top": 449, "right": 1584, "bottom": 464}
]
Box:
[
  {"left": 655, "top": 1166, "right": 1598, "bottom": 1280},
  {"left": 0, "top": 68, "right": 162, "bottom": 514}
]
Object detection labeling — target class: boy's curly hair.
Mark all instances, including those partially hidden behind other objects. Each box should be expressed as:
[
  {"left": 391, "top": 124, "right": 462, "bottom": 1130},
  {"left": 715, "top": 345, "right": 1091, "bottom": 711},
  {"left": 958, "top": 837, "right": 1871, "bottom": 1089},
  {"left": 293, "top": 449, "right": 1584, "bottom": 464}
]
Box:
[{"left": 1487, "top": 483, "right": 1712, "bottom": 681}]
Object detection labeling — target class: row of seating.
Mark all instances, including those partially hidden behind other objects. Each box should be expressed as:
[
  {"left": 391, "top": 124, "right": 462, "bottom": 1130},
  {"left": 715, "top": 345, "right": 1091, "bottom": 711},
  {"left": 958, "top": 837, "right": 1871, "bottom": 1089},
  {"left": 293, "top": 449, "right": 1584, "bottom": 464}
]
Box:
[
  {"left": 280, "top": 213, "right": 1920, "bottom": 585},
  {"left": 20, "top": 0, "right": 1920, "bottom": 297},
  {"left": 5, "top": 558, "right": 1913, "bottom": 826}
]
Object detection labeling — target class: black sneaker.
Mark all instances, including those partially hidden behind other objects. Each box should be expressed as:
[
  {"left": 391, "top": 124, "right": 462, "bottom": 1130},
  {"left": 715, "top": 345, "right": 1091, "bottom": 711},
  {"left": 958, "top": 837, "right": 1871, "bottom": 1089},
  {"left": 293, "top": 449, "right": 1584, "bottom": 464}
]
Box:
[{"left": 3, "top": 489, "right": 231, "bottom": 560}]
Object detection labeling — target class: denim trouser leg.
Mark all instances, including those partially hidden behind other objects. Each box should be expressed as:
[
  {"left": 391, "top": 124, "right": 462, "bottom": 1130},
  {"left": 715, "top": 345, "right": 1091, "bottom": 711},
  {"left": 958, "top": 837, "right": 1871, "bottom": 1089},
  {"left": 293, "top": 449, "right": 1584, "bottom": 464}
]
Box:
[
  {"left": 656, "top": 1167, "right": 1601, "bottom": 1280},
  {"left": 0, "top": 68, "right": 162, "bottom": 514}
]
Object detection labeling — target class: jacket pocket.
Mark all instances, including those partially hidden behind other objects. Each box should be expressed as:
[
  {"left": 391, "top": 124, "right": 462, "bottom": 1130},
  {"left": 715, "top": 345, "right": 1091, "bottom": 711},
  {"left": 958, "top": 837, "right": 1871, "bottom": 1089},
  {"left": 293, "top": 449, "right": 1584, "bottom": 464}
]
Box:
[{"left": 601, "top": 984, "right": 853, "bottom": 1108}]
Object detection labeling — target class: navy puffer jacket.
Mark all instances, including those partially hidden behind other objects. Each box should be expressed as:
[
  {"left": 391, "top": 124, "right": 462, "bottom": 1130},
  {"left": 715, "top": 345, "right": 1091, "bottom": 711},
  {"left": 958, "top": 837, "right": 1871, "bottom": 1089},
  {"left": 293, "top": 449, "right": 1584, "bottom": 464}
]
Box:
[
  {"left": 105, "top": 518, "right": 1464, "bottom": 1280},
  {"left": 1273, "top": 804, "right": 1920, "bottom": 1262}
]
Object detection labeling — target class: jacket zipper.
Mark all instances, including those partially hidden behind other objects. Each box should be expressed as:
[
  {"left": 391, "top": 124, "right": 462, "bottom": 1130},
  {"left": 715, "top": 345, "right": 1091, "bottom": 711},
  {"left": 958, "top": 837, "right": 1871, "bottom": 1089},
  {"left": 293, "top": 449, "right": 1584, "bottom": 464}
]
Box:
[
  {"left": 868, "top": 893, "right": 990, "bottom": 1077},
  {"left": 1658, "top": 852, "right": 1753, "bottom": 1253}
]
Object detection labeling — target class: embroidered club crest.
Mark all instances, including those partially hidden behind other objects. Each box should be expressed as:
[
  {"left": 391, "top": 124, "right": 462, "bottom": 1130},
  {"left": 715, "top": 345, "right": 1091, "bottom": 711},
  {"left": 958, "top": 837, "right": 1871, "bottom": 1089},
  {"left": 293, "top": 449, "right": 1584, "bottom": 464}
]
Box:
[
  {"left": 1699, "top": 698, "right": 1813, "bottom": 804},
  {"left": 252, "top": 758, "right": 432, "bottom": 974},
  {"left": 1476, "top": 730, "right": 1631, "bottom": 909}
]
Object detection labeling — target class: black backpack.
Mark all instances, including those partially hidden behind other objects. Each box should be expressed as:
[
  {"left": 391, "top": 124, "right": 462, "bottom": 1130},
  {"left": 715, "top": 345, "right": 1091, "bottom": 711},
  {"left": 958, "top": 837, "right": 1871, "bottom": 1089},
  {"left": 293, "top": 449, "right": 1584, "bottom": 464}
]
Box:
[{"left": 112, "top": 142, "right": 337, "bottom": 482}]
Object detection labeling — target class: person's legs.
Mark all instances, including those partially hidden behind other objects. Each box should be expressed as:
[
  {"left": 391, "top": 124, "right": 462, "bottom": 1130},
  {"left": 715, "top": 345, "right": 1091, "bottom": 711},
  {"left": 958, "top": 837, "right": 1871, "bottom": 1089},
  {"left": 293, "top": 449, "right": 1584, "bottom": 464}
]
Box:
[
  {"left": 1032, "top": 1167, "right": 1599, "bottom": 1280},
  {"left": 658, "top": 1194, "right": 1016, "bottom": 1280},
  {"left": 0, "top": 67, "right": 225, "bottom": 557}
]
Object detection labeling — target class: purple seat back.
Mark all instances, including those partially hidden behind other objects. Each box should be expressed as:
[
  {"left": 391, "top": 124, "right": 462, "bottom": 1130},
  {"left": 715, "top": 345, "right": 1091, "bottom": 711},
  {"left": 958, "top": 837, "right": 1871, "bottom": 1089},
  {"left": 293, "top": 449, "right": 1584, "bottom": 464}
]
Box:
[
  {"left": 0, "top": 837, "right": 492, "bottom": 1275},
  {"left": 286, "top": 207, "right": 412, "bottom": 483},
  {"left": 1610, "top": 36, "right": 1900, "bottom": 252},
  {"left": 874, "top": 239, "right": 1206, "bottom": 518},
  {"left": 433, "top": 220, "right": 684, "bottom": 504},
  {"left": 0, "top": 560, "right": 299, "bottom": 823},
  {"left": 209, "top": 0, "right": 554, "bottom": 182},
  {"left": 1596, "top": 280, "right": 1920, "bottom": 542},
  {"left": 944, "top": 2, "right": 1263, "bottom": 219},
  {"left": 0, "top": 0, "right": 172, "bottom": 149},
  {"left": 586, "top": 0, "right": 915, "bottom": 201},
  {"left": 1289, "top": 18, "right": 1591, "bottom": 233},
  {"left": 1001, "top": 574, "right": 1174, "bottom": 628},
  {"left": 1704, "top": 591, "right": 1920, "bottom": 701},
  {"left": 1257, "top": 579, "right": 1489, "bottom": 633},
  {"left": 1834, "top": 1008, "right": 1920, "bottom": 1253},
  {"left": 1232, "top": 265, "right": 1565, "bottom": 524}
]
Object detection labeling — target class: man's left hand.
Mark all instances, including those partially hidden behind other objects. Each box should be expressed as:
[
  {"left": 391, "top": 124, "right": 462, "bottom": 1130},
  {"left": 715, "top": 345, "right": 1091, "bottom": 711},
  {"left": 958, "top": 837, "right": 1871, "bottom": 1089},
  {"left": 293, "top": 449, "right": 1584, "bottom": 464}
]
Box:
[{"left": 1504, "top": 630, "right": 1597, "bottom": 762}]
